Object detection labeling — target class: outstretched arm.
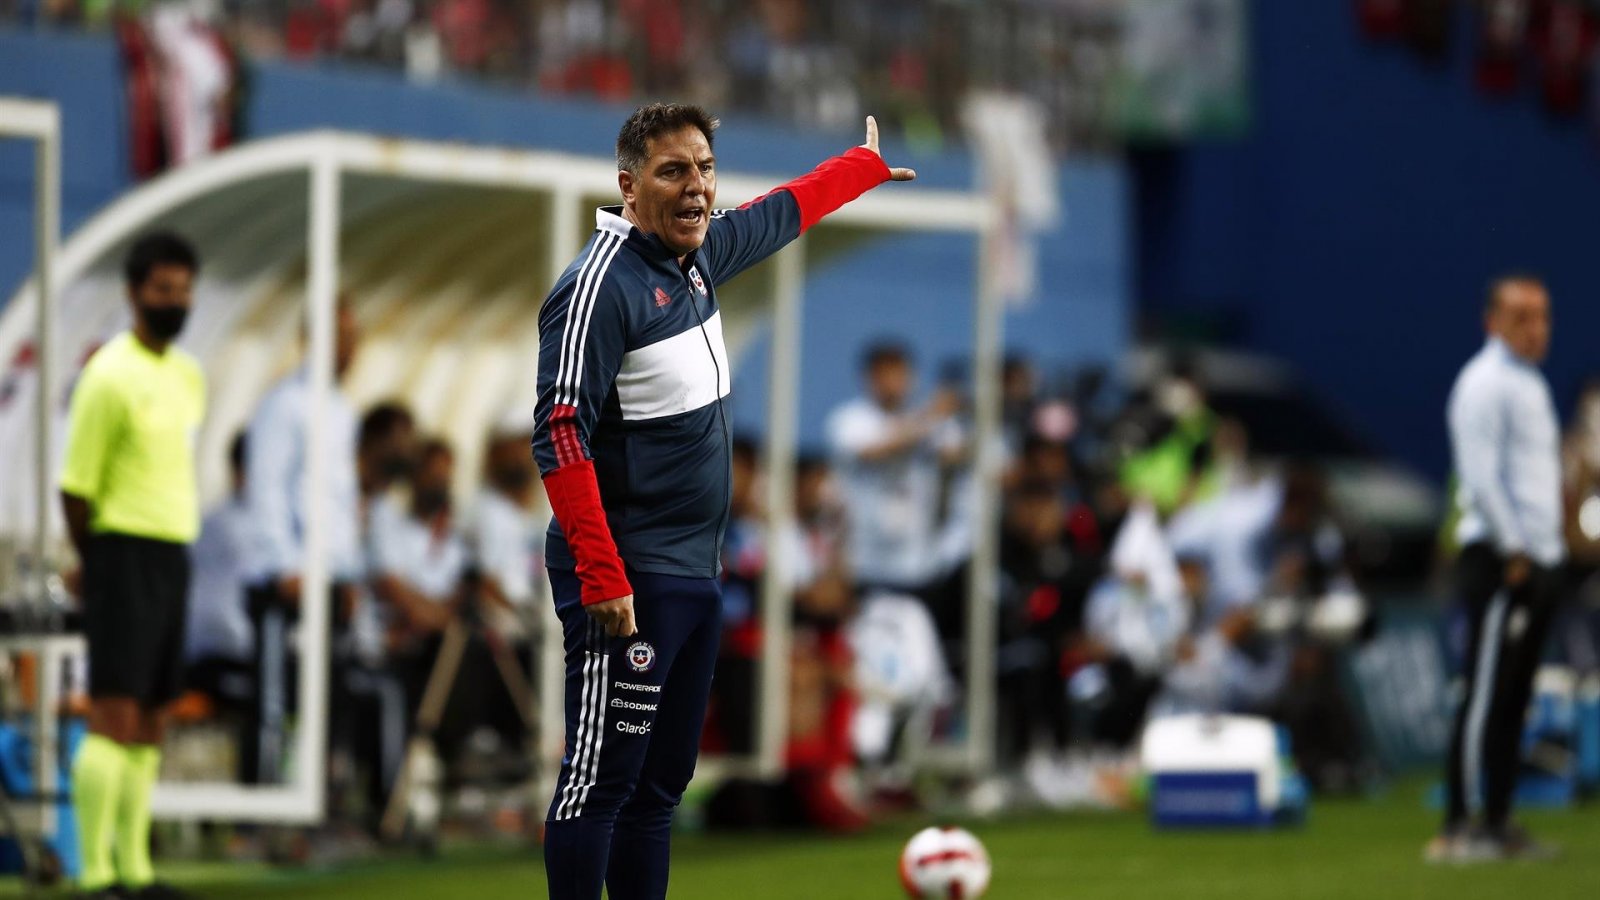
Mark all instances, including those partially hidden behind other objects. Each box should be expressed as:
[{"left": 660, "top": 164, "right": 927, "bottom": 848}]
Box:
[{"left": 701, "top": 116, "right": 916, "bottom": 285}]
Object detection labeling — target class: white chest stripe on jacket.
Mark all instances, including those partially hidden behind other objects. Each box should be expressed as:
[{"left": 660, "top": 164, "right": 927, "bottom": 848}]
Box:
[{"left": 614, "top": 311, "right": 732, "bottom": 421}]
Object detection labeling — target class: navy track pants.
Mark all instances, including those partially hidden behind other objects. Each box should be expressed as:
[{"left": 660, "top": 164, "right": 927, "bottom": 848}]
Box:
[{"left": 543, "top": 567, "right": 722, "bottom": 900}]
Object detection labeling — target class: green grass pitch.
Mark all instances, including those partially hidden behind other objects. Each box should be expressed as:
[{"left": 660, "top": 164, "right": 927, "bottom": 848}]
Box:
[{"left": 6, "top": 782, "right": 1595, "bottom": 898}]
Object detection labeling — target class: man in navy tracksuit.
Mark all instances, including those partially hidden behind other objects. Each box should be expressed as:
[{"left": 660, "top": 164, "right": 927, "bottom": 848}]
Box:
[{"left": 534, "top": 104, "right": 915, "bottom": 899}]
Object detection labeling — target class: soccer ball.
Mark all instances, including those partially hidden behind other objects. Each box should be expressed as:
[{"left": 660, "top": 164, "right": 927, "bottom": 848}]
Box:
[{"left": 898, "top": 826, "right": 991, "bottom": 899}]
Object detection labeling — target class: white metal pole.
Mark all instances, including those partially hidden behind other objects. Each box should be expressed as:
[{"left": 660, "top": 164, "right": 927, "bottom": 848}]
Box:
[
  {"left": 31, "top": 103, "right": 61, "bottom": 833},
  {"left": 756, "top": 239, "right": 805, "bottom": 779},
  {"left": 963, "top": 217, "right": 1004, "bottom": 775},
  {"left": 33, "top": 104, "right": 59, "bottom": 602},
  {"left": 537, "top": 186, "right": 582, "bottom": 803},
  {"left": 295, "top": 146, "right": 341, "bottom": 821}
]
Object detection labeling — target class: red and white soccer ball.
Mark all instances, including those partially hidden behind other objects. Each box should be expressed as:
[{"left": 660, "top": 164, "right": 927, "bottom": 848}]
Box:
[{"left": 898, "top": 826, "right": 991, "bottom": 899}]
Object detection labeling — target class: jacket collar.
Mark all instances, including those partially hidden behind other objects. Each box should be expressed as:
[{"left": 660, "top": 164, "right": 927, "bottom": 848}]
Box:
[
  {"left": 1486, "top": 336, "right": 1533, "bottom": 370},
  {"left": 595, "top": 206, "right": 700, "bottom": 269}
]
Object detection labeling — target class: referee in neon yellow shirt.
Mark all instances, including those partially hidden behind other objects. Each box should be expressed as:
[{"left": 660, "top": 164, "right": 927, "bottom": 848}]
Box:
[{"left": 59, "top": 233, "right": 205, "bottom": 900}]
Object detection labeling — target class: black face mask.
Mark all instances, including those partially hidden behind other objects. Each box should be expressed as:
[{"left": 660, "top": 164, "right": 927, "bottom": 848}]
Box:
[
  {"left": 138, "top": 304, "right": 189, "bottom": 341},
  {"left": 381, "top": 453, "right": 415, "bottom": 481},
  {"left": 414, "top": 487, "right": 451, "bottom": 518},
  {"left": 793, "top": 607, "right": 846, "bottom": 630}
]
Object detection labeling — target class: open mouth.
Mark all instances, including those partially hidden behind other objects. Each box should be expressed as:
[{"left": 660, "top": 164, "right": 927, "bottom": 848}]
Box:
[{"left": 675, "top": 208, "right": 705, "bottom": 225}]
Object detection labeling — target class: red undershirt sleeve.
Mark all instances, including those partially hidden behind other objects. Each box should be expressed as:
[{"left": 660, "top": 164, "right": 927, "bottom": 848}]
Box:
[
  {"left": 542, "top": 456, "right": 632, "bottom": 605},
  {"left": 777, "top": 146, "right": 892, "bottom": 233}
]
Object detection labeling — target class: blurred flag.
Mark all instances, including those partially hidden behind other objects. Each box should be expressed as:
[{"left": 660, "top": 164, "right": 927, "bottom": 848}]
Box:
[{"left": 961, "top": 92, "right": 1060, "bottom": 307}]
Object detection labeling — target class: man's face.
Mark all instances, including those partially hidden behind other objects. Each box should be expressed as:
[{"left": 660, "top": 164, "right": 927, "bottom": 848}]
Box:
[
  {"left": 371, "top": 423, "right": 418, "bottom": 485},
  {"left": 412, "top": 450, "right": 454, "bottom": 516},
  {"left": 1488, "top": 281, "right": 1552, "bottom": 364},
  {"left": 868, "top": 359, "right": 913, "bottom": 411},
  {"left": 619, "top": 126, "right": 716, "bottom": 257},
  {"left": 487, "top": 436, "right": 535, "bottom": 495},
  {"left": 418, "top": 453, "right": 452, "bottom": 492},
  {"left": 128, "top": 263, "right": 194, "bottom": 339}
]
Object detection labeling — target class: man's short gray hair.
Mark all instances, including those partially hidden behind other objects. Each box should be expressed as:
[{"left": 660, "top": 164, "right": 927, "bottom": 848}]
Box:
[{"left": 616, "top": 103, "right": 719, "bottom": 175}]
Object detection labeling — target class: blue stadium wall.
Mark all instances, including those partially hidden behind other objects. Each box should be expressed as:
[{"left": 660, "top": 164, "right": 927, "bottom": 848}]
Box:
[
  {"left": 0, "top": 27, "right": 1130, "bottom": 444},
  {"left": 1135, "top": 2, "right": 1600, "bottom": 481}
]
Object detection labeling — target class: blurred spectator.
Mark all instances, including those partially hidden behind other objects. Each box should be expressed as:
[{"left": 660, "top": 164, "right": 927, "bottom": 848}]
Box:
[
  {"left": 784, "top": 565, "right": 864, "bottom": 833},
  {"left": 1119, "top": 361, "right": 1217, "bottom": 515},
  {"left": 784, "top": 451, "right": 864, "bottom": 829},
  {"left": 1164, "top": 423, "right": 1283, "bottom": 623},
  {"left": 1016, "top": 434, "right": 1102, "bottom": 547},
  {"left": 368, "top": 437, "right": 461, "bottom": 657},
  {"left": 340, "top": 399, "right": 422, "bottom": 830},
  {"left": 1080, "top": 502, "right": 1189, "bottom": 744},
  {"left": 793, "top": 451, "right": 845, "bottom": 578},
  {"left": 369, "top": 436, "right": 506, "bottom": 776},
  {"left": 1165, "top": 463, "right": 1372, "bottom": 787},
  {"left": 703, "top": 440, "right": 868, "bottom": 832},
  {"left": 1561, "top": 378, "right": 1600, "bottom": 673},
  {"left": 826, "top": 341, "right": 960, "bottom": 597},
  {"left": 1001, "top": 354, "right": 1038, "bottom": 458},
  {"left": 183, "top": 432, "right": 254, "bottom": 707},
  {"left": 1258, "top": 466, "right": 1372, "bottom": 789},
  {"left": 468, "top": 431, "right": 544, "bottom": 641},
  {"left": 7, "top": 0, "right": 1130, "bottom": 153},
  {"left": 355, "top": 401, "right": 418, "bottom": 503},
  {"left": 994, "top": 477, "right": 1100, "bottom": 783},
  {"left": 710, "top": 436, "right": 764, "bottom": 755},
  {"left": 1563, "top": 377, "right": 1600, "bottom": 570},
  {"left": 352, "top": 401, "right": 418, "bottom": 507},
  {"left": 241, "top": 300, "right": 364, "bottom": 785},
  {"left": 349, "top": 399, "right": 419, "bottom": 666},
  {"left": 1149, "top": 554, "right": 1286, "bottom": 718},
  {"left": 461, "top": 431, "right": 545, "bottom": 761}
]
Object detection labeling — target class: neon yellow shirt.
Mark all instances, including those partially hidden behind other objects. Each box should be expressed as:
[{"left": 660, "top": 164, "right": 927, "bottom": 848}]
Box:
[{"left": 59, "top": 332, "right": 206, "bottom": 543}]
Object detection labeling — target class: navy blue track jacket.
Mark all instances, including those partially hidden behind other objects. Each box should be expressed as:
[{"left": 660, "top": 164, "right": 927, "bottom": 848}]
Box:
[{"left": 533, "top": 146, "right": 892, "bottom": 605}]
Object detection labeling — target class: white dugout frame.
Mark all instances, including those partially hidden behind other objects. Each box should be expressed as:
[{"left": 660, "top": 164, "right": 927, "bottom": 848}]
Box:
[
  {"left": 0, "top": 96, "right": 62, "bottom": 838},
  {"left": 4, "top": 120, "right": 1005, "bottom": 823},
  {"left": 0, "top": 98, "right": 60, "bottom": 609}
]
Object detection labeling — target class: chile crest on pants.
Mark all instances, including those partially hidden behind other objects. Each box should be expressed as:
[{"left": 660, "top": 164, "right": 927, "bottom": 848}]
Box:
[{"left": 626, "top": 641, "right": 657, "bottom": 673}]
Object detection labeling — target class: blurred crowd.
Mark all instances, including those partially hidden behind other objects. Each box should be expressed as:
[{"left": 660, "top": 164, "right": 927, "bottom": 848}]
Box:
[
  {"left": 695, "top": 340, "right": 1380, "bottom": 830},
  {"left": 159, "top": 290, "right": 1384, "bottom": 843},
  {"left": 4, "top": 0, "right": 1125, "bottom": 153},
  {"left": 179, "top": 302, "right": 547, "bottom": 842}
]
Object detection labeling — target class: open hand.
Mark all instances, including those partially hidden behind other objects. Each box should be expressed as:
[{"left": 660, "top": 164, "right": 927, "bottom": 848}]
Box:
[
  {"left": 586, "top": 593, "right": 637, "bottom": 638},
  {"left": 862, "top": 116, "right": 916, "bottom": 182}
]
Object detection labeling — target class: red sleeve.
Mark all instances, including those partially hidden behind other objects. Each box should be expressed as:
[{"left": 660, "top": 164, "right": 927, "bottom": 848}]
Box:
[
  {"left": 772, "top": 146, "right": 892, "bottom": 233},
  {"left": 543, "top": 458, "right": 632, "bottom": 605}
]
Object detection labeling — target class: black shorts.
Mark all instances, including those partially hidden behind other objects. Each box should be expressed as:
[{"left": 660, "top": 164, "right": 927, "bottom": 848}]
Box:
[{"left": 82, "top": 532, "right": 191, "bottom": 706}]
